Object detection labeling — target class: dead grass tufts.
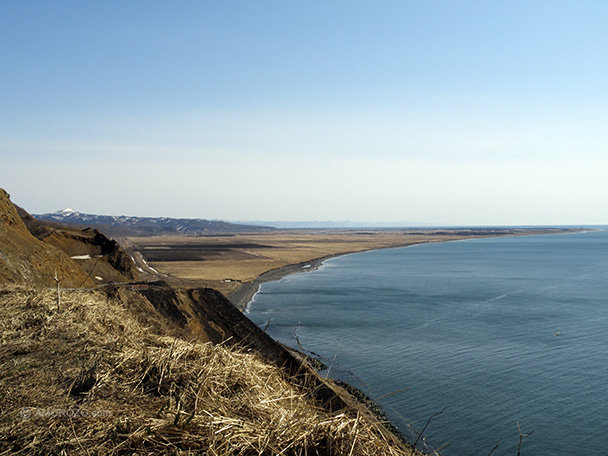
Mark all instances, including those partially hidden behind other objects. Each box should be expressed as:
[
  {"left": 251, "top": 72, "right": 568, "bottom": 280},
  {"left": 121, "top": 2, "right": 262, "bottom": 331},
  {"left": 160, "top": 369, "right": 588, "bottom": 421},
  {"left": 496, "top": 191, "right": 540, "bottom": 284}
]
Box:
[{"left": 0, "top": 287, "right": 422, "bottom": 455}]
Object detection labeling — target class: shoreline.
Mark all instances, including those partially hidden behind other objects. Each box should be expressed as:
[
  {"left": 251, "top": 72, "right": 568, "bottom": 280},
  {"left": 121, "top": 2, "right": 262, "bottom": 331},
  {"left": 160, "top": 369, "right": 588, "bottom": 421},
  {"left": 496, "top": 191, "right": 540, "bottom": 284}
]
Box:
[
  {"left": 226, "top": 239, "right": 456, "bottom": 455},
  {"left": 227, "top": 252, "right": 356, "bottom": 310},
  {"left": 226, "top": 227, "right": 587, "bottom": 310},
  {"left": 228, "top": 238, "right": 446, "bottom": 310},
  {"left": 220, "top": 227, "right": 589, "bottom": 455}
]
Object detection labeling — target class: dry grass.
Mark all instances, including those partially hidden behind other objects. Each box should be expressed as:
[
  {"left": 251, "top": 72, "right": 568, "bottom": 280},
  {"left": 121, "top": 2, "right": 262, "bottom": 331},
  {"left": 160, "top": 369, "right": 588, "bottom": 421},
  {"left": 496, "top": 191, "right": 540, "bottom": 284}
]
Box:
[{"left": 0, "top": 287, "right": 423, "bottom": 455}]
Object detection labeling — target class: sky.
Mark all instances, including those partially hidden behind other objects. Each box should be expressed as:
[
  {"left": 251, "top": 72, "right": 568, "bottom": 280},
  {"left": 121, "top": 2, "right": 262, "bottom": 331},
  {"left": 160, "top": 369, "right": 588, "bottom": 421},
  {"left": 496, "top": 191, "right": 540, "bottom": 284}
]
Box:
[{"left": 1, "top": 1, "right": 607, "bottom": 226}]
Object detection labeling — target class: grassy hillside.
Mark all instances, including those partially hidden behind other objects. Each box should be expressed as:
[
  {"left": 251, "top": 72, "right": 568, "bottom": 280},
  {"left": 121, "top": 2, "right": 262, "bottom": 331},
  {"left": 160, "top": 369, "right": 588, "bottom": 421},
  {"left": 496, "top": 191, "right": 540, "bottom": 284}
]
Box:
[
  {"left": 0, "top": 189, "right": 93, "bottom": 287},
  {"left": 16, "top": 204, "right": 140, "bottom": 284},
  {"left": 0, "top": 286, "right": 420, "bottom": 455},
  {"left": 0, "top": 188, "right": 426, "bottom": 454}
]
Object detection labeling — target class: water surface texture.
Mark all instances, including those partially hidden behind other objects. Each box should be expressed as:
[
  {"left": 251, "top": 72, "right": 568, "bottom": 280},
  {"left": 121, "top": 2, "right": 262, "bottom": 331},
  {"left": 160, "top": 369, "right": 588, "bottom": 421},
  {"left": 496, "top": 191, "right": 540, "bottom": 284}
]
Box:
[{"left": 247, "top": 230, "right": 608, "bottom": 455}]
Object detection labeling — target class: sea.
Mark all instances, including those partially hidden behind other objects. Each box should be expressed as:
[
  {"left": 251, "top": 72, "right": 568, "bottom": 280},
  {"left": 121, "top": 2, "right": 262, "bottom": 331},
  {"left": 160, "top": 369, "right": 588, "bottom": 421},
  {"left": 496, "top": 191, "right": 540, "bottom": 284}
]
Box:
[{"left": 245, "top": 229, "right": 608, "bottom": 456}]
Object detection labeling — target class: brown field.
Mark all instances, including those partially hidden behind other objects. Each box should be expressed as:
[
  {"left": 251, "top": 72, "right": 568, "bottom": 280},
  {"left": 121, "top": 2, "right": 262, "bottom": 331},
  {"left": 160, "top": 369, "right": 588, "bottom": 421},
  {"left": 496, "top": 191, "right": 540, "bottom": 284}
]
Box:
[
  {"left": 124, "top": 228, "right": 575, "bottom": 298},
  {"left": 126, "top": 230, "right": 426, "bottom": 294}
]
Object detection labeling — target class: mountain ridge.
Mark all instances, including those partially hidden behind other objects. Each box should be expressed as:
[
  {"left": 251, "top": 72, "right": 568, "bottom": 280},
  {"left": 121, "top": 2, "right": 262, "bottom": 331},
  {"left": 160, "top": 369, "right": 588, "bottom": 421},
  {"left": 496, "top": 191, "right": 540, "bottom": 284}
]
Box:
[
  {"left": 36, "top": 209, "right": 276, "bottom": 237},
  {"left": 237, "top": 220, "right": 429, "bottom": 229}
]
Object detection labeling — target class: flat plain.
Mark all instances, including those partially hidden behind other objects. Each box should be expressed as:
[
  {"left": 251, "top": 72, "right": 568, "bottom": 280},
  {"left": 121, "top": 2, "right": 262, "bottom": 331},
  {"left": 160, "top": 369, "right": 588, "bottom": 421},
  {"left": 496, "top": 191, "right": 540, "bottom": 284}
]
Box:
[{"left": 124, "top": 228, "right": 574, "bottom": 298}]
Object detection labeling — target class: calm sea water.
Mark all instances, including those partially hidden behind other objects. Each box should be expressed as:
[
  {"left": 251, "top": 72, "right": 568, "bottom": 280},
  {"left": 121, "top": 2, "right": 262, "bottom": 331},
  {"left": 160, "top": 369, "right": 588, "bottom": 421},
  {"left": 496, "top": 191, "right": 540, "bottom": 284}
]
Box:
[{"left": 246, "top": 230, "right": 608, "bottom": 455}]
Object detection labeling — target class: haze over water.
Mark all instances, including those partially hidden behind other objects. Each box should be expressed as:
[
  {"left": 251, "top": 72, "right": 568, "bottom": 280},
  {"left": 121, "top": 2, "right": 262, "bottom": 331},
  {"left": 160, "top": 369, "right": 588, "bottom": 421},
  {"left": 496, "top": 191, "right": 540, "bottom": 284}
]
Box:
[{"left": 247, "top": 230, "right": 608, "bottom": 455}]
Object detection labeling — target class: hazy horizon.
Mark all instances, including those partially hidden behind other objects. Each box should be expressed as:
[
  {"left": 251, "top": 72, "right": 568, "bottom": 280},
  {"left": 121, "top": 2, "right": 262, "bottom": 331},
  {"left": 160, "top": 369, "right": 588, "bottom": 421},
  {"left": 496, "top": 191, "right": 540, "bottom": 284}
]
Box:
[
  {"left": 33, "top": 207, "right": 601, "bottom": 229},
  {"left": 2, "top": 2, "right": 607, "bottom": 225}
]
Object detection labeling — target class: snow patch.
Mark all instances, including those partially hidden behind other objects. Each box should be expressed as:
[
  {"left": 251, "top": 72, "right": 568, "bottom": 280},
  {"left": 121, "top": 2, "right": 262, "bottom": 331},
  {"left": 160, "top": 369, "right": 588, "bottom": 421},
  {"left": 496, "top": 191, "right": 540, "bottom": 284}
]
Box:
[
  {"left": 137, "top": 252, "right": 159, "bottom": 274},
  {"left": 60, "top": 208, "right": 78, "bottom": 215}
]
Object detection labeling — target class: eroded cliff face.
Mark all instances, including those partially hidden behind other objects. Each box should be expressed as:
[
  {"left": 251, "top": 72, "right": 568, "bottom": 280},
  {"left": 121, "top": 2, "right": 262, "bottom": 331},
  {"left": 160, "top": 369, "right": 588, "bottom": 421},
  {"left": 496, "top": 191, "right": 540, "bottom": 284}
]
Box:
[
  {"left": 0, "top": 188, "right": 407, "bottom": 452},
  {"left": 0, "top": 189, "right": 93, "bottom": 287},
  {"left": 16, "top": 203, "right": 139, "bottom": 284},
  {"left": 114, "top": 282, "right": 301, "bottom": 362},
  {"left": 38, "top": 228, "right": 138, "bottom": 282}
]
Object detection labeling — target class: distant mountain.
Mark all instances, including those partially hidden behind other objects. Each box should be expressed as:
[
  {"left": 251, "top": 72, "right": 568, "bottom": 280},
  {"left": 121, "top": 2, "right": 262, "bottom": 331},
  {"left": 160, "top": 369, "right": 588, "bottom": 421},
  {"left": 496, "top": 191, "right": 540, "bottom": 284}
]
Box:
[{"left": 35, "top": 209, "right": 276, "bottom": 237}]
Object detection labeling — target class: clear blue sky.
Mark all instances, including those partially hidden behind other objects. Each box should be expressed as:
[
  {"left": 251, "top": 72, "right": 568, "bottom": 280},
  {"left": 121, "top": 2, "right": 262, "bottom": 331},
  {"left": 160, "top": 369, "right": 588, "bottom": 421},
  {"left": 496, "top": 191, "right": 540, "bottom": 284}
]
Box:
[{"left": 1, "top": 1, "right": 607, "bottom": 225}]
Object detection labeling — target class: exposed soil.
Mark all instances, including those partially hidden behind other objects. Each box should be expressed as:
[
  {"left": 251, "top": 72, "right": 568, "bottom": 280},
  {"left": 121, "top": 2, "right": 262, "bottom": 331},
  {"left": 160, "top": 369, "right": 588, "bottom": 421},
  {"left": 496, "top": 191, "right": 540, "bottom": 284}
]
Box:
[{"left": 0, "top": 189, "right": 93, "bottom": 288}]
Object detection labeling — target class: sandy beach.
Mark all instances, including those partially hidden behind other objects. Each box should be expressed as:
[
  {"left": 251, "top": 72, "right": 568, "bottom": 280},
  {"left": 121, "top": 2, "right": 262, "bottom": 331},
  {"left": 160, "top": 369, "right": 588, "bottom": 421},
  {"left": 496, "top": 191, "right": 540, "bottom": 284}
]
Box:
[
  {"left": 125, "top": 227, "right": 583, "bottom": 310},
  {"left": 228, "top": 254, "right": 340, "bottom": 309}
]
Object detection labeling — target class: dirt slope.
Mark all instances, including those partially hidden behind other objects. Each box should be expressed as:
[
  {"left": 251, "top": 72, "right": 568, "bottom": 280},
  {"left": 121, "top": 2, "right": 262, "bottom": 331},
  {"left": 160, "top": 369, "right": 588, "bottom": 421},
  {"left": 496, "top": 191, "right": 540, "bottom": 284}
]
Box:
[
  {"left": 0, "top": 189, "right": 93, "bottom": 287},
  {"left": 16, "top": 205, "right": 139, "bottom": 284},
  {"left": 0, "top": 187, "right": 426, "bottom": 454}
]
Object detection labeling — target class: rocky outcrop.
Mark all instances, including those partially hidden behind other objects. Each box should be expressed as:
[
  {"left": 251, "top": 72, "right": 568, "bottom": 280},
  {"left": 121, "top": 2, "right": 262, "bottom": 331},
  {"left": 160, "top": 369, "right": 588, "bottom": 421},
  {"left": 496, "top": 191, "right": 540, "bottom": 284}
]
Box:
[{"left": 41, "top": 228, "right": 138, "bottom": 281}]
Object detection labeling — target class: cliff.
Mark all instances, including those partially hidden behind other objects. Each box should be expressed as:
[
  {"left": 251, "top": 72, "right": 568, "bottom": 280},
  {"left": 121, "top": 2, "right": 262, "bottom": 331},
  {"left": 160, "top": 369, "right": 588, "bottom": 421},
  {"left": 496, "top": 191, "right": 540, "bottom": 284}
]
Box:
[
  {"left": 0, "top": 189, "right": 93, "bottom": 287},
  {"left": 0, "top": 286, "right": 416, "bottom": 455},
  {"left": 17, "top": 204, "right": 139, "bottom": 283},
  {"left": 0, "top": 188, "right": 420, "bottom": 454}
]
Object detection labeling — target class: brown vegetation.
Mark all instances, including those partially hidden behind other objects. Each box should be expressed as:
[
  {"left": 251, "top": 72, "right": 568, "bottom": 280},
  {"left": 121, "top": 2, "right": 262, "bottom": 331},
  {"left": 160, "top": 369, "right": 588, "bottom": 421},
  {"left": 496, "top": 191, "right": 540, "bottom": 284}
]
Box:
[
  {"left": 126, "top": 232, "right": 436, "bottom": 294},
  {"left": 0, "top": 287, "right": 422, "bottom": 455},
  {"left": 0, "top": 189, "right": 93, "bottom": 287}
]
